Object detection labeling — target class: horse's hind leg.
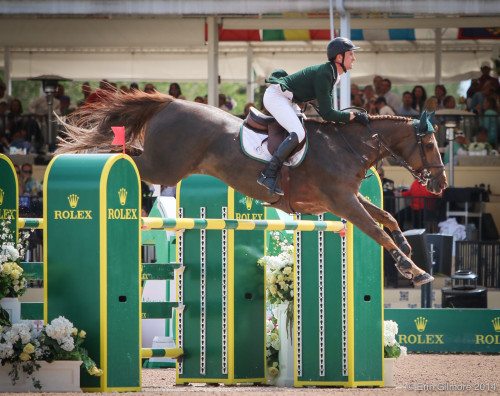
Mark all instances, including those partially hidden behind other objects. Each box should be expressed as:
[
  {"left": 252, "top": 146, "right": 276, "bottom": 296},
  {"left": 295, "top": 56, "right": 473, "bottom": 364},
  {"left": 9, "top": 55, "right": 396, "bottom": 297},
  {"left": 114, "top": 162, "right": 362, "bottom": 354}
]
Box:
[
  {"left": 333, "top": 195, "right": 433, "bottom": 286},
  {"left": 357, "top": 194, "right": 411, "bottom": 256}
]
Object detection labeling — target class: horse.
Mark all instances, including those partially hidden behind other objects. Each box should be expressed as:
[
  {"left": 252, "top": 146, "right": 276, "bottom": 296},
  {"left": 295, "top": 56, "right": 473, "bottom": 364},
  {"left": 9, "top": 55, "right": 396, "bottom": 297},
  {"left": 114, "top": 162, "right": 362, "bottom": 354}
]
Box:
[{"left": 57, "top": 90, "right": 447, "bottom": 286}]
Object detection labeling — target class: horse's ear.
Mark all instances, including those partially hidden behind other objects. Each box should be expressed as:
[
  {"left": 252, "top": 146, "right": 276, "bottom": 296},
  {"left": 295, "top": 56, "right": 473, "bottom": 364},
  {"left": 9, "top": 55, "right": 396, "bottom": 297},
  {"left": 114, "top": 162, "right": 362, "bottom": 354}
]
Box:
[{"left": 418, "top": 110, "right": 428, "bottom": 133}]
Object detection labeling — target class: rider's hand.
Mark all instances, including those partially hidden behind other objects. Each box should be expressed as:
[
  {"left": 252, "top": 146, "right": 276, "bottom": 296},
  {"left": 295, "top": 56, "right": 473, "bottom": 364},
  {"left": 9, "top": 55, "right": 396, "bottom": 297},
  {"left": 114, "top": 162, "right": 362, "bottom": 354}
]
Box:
[{"left": 352, "top": 112, "right": 369, "bottom": 126}]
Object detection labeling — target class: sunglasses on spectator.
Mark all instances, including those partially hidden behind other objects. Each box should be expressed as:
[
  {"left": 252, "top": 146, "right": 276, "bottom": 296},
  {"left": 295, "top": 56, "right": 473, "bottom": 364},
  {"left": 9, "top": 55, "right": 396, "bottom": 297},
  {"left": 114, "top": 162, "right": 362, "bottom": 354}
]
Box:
[{"left": 22, "top": 169, "right": 32, "bottom": 174}]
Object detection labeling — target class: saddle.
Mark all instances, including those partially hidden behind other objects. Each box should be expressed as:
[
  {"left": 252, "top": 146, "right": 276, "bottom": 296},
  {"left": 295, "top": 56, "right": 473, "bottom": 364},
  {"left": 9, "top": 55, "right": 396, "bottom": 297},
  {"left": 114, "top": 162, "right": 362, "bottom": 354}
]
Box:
[{"left": 244, "top": 107, "right": 306, "bottom": 156}]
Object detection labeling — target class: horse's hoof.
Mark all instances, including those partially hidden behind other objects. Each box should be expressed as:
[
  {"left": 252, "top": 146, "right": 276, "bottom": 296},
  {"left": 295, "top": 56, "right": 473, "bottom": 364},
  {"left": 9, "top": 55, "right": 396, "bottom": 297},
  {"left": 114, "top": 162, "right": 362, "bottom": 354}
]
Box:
[
  {"left": 394, "top": 264, "right": 413, "bottom": 280},
  {"left": 412, "top": 273, "right": 434, "bottom": 286}
]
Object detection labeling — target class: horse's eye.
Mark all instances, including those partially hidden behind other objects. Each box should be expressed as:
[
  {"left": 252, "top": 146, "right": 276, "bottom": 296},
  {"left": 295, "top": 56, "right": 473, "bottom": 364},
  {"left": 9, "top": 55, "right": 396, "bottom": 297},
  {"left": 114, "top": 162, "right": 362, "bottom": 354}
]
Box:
[{"left": 425, "top": 143, "right": 434, "bottom": 150}]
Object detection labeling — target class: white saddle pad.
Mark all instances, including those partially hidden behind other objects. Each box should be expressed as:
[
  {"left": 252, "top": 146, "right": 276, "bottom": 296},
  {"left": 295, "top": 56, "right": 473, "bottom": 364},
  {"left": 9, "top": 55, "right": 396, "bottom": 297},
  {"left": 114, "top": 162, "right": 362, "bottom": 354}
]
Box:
[{"left": 239, "top": 125, "right": 307, "bottom": 168}]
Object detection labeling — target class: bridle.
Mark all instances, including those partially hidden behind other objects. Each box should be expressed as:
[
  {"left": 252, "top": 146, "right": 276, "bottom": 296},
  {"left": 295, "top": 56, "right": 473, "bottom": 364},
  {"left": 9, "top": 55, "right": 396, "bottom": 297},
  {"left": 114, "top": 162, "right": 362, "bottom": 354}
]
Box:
[
  {"left": 371, "top": 124, "right": 445, "bottom": 186},
  {"left": 336, "top": 107, "right": 445, "bottom": 186}
]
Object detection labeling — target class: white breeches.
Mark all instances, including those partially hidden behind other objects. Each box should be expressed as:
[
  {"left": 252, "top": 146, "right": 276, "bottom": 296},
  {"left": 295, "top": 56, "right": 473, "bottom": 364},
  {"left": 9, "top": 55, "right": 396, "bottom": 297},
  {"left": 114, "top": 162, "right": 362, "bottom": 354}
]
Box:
[{"left": 263, "top": 84, "right": 306, "bottom": 142}]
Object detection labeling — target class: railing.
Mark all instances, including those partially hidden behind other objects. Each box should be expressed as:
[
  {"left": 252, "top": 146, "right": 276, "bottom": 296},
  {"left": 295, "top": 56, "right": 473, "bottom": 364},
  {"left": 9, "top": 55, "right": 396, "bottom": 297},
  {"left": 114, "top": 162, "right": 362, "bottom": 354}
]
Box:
[{"left": 456, "top": 241, "right": 500, "bottom": 289}]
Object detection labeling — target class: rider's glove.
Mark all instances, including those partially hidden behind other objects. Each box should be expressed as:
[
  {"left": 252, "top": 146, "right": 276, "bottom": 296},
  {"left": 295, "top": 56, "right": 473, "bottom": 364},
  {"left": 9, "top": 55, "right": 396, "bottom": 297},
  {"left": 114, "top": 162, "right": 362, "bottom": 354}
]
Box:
[{"left": 353, "top": 112, "right": 369, "bottom": 126}]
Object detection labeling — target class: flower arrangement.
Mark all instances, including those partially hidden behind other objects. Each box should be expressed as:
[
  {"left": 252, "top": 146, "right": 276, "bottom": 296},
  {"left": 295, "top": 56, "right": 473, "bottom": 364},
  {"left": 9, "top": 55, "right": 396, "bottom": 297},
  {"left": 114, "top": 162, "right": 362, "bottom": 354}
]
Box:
[
  {"left": 0, "top": 316, "right": 102, "bottom": 389},
  {"left": 0, "top": 219, "right": 30, "bottom": 325},
  {"left": 468, "top": 142, "right": 492, "bottom": 154},
  {"left": 384, "top": 320, "right": 407, "bottom": 359},
  {"left": 257, "top": 232, "right": 294, "bottom": 306},
  {"left": 265, "top": 315, "right": 280, "bottom": 378}
]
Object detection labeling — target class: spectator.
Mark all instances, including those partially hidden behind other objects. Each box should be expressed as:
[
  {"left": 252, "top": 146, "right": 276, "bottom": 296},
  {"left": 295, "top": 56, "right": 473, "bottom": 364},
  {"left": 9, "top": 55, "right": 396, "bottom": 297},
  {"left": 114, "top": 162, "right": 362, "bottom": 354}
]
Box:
[
  {"left": 29, "top": 93, "right": 61, "bottom": 117},
  {"left": 130, "top": 82, "right": 139, "bottom": 91},
  {"left": 218, "top": 93, "right": 231, "bottom": 112},
  {"left": 477, "top": 61, "right": 500, "bottom": 92},
  {"left": 466, "top": 79, "right": 480, "bottom": 110},
  {"left": 374, "top": 96, "right": 395, "bottom": 116},
  {"left": 7, "top": 99, "right": 25, "bottom": 133},
  {"left": 0, "top": 99, "right": 7, "bottom": 135},
  {"left": 0, "top": 131, "right": 9, "bottom": 153},
  {"left": 86, "top": 79, "right": 116, "bottom": 104},
  {"left": 479, "top": 96, "right": 498, "bottom": 147},
  {"left": 194, "top": 96, "right": 205, "bottom": 104},
  {"left": 14, "top": 164, "right": 24, "bottom": 194},
  {"left": 423, "top": 96, "right": 438, "bottom": 112},
  {"left": 59, "top": 95, "right": 72, "bottom": 116},
  {"left": 470, "top": 80, "right": 497, "bottom": 114},
  {"left": 144, "top": 83, "right": 156, "bottom": 94},
  {"left": 363, "top": 85, "right": 377, "bottom": 114},
  {"left": 411, "top": 85, "right": 427, "bottom": 114},
  {"left": 119, "top": 85, "right": 129, "bottom": 93},
  {"left": 397, "top": 179, "right": 442, "bottom": 229},
  {"left": 443, "top": 130, "right": 469, "bottom": 165},
  {"left": 77, "top": 82, "right": 92, "bottom": 107},
  {"left": 434, "top": 84, "right": 447, "bottom": 108},
  {"left": 351, "top": 93, "right": 364, "bottom": 108},
  {"left": 9, "top": 124, "right": 32, "bottom": 153},
  {"left": 443, "top": 95, "right": 457, "bottom": 109},
  {"left": 0, "top": 79, "right": 13, "bottom": 105},
  {"left": 20, "top": 163, "right": 41, "bottom": 197},
  {"left": 241, "top": 102, "right": 255, "bottom": 119},
  {"left": 351, "top": 83, "right": 361, "bottom": 97},
  {"left": 168, "top": 82, "right": 185, "bottom": 99},
  {"left": 373, "top": 75, "right": 384, "bottom": 96},
  {"left": 397, "top": 91, "right": 419, "bottom": 117},
  {"left": 381, "top": 78, "right": 401, "bottom": 111}
]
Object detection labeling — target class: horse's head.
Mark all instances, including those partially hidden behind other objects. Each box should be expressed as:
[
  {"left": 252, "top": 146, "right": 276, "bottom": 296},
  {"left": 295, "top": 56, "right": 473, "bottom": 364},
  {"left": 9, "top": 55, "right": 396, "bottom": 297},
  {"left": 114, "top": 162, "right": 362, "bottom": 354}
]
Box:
[{"left": 402, "top": 111, "right": 448, "bottom": 194}]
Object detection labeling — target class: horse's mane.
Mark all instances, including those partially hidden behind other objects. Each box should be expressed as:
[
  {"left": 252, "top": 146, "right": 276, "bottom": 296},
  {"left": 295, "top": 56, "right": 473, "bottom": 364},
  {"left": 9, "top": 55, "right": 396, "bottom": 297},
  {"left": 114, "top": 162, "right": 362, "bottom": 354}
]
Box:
[{"left": 305, "top": 114, "right": 413, "bottom": 127}]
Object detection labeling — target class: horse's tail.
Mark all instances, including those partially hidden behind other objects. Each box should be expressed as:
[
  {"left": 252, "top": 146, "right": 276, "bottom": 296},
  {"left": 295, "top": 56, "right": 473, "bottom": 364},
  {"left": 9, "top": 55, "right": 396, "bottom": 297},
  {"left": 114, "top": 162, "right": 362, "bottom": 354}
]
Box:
[{"left": 56, "top": 90, "right": 174, "bottom": 154}]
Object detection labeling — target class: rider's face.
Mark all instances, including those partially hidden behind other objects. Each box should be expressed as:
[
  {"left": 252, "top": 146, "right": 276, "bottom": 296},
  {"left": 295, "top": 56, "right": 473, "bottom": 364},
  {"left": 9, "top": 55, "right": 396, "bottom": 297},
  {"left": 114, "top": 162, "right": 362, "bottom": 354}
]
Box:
[{"left": 343, "top": 51, "right": 356, "bottom": 70}]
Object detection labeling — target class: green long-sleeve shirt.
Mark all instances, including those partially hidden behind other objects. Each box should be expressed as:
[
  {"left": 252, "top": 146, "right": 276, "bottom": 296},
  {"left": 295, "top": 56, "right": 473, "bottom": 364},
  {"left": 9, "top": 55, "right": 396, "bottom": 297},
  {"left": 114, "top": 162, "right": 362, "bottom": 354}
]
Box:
[{"left": 266, "top": 62, "right": 350, "bottom": 123}]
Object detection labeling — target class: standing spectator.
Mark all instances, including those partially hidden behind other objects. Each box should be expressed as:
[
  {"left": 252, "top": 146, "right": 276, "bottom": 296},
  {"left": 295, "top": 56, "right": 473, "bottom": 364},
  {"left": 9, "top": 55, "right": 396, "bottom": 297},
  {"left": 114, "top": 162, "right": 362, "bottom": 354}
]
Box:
[
  {"left": 443, "top": 95, "right": 457, "bottom": 109},
  {"left": 7, "top": 99, "right": 25, "bottom": 133},
  {"left": 411, "top": 85, "right": 427, "bottom": 114},
  {"left": 397, "top": 179, "right": 442, "bottom": 229},
  {"left": 434, "top": 84, "right": 447, "bottom": 109},
  {"left": 363, "top": 85, "right": 377, "bottom": 114},
  {"left": 0, "top": 80, "right": 13, "bottom": 105},
  {"left": 374, "top": 97, "right": 395, "bottom": 116},
  {"left": 470, "top": 80, "right": 497, "bottom": 115},
  {"left": 477, "top": 61, "right": 500, "bottom": 92},
  {"left": 397, "top": 91, "right": 419, "bottom": 117},
  {"left": 77, "top": 82, "right": 92, "bottom": 107},
  {"left": 381, "top": 78, "right": 401, "bottom": 111},
  {"left": 373, "top": 75, "right": 384, "bottom": 96}
]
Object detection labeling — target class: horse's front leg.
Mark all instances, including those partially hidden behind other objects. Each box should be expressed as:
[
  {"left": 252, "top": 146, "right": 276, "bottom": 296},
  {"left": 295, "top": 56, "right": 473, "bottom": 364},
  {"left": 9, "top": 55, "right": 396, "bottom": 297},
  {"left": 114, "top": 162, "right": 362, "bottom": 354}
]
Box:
[
  {"left": 334, "top": 196, "right": 433, "bottom": 286},
  {"left": 357, "top": 193, "right": 411, "bottom": 256}
]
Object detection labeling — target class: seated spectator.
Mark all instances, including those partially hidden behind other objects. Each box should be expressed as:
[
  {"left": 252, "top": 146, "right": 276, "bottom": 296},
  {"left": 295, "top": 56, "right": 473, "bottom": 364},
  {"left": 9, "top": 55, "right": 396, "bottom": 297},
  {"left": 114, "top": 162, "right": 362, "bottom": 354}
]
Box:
[
  {"left": 374, "top": 97, "right": 395, "bottom": 116},
  {"left": 470, "top": 80, "right": 496, "bottom": 114},
  {"left": 397, "top": 91, "right": 419, "bottom": 117},
  {"left": 443, "top": 95, "right": 457, "bottom": 109},
  {"left": 479, "top": 96, "right": 498, "bottom": 147},
  {"left": 470, "top": 127, "right": 493, "bottom": 153},
  {"left": 443, "top": 130, "right": 469, "bottom": 164},
  {"left": 381, "top": 78, "right": 401, "bottom": 111},
  {"left": 351, "top": 93, "right": 364, "bottom": 108},
  {"left": 168, "top": 82, "right": 186, "bottom": 99},
  {"left": 144, "top": 83, "right": 156, "bottom": 94},
  {"left": 194, "top": 96, "right": 205, "bottom": 104},
  {"left": 77, "top": 82, "right": 92, "bottom": 107},
  {"left": 434, "top": 84, "right": 447, "bottom": 108},
  {"left": 362, "top": 85, "right": 377, "bottom": 114},
  {"left": 9, "top": 124, "right": 32, "bottom": 153},
  {"left": 423, "top": 96, "right": 438, "bottom": 112},
  {"left": 20, "top": 163, "right": 41, "bottom": 197},
  {"left": 130, "top": 82, "right": 139, "bottom": 91}
]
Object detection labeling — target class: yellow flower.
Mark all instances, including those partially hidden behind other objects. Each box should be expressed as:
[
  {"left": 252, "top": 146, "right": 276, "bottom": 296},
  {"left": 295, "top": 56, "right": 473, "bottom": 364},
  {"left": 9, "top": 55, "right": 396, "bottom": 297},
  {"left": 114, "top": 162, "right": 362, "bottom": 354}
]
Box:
[
  {"left": 72, "top": 328, "right": 78, "bottom": 336},
  {"left": 283, "top": 266, "right": 292, "bottom": 275},
  {"left": 79, "top": 330, "right": 86, "bottom": 338},
  {"left": 269, "top": 285, "right": 278, "bottom": 295},
  {"left": 11, "top": 270, "right": 20, "bottom": 280},
  {"left": 88, "top": 366, "right": 103, "bottom": 376},
  {"left": 23, "top": 343, "right": 35, "bottom": 354},
  {"left": 268, "top": 366, "right": 279, "bottom": 377},
  {"left": 19, "top": 352, "right": 31, "bottom": 361}
]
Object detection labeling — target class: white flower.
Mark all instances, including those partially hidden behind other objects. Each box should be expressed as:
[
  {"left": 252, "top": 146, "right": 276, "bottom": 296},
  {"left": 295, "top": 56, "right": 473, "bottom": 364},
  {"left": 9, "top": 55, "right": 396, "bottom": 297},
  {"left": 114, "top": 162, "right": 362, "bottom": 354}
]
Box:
[
  {"left": 3, "top": 244, "right": 19, "bottom": 261},
  {"left": 61, "top": 338, "right": 75, "bottom": 352},
  {"left": 45, "top": 317, "right": 74, "bottom": 343},
  {"left": 0, "top": 342, "right": 14, "bottom": 358}
]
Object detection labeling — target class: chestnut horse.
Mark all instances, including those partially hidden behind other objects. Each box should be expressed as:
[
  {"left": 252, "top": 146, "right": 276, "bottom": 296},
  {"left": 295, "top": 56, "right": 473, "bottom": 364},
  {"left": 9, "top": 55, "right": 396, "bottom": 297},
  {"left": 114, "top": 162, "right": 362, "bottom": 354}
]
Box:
[{"left": 58, "top": 91, "right": 447, "bottom": 286}]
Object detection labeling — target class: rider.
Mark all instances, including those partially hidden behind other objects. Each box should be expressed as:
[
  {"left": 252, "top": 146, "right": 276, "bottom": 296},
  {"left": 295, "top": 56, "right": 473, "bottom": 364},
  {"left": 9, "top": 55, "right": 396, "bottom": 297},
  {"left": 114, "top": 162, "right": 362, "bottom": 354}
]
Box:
[{"left": 257, "top": 37, "right": 370, "bottom": 196}]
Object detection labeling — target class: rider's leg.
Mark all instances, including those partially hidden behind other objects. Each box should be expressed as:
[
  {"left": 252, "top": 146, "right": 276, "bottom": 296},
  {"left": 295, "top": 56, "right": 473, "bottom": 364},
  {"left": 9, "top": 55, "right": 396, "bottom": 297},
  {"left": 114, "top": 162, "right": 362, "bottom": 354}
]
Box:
[{"left": 258, "top": 84, "right": 306, "bottom": 195}]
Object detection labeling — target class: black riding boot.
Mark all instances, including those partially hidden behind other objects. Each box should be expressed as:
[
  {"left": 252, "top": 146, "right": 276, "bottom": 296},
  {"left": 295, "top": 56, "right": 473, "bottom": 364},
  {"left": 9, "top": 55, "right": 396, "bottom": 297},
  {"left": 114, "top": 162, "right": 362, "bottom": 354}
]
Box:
[{"left": 257, "top": 132, "right": 300, "bottom": 195}]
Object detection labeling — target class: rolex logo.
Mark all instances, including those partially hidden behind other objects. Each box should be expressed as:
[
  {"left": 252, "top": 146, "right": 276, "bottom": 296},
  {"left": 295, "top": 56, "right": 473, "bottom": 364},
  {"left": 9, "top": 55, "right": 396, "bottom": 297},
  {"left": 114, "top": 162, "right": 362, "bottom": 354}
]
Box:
[
  {"left": 414, "top": 316, "right": 428, "bottom": 332},
  {"left": 118, "top": 188, "right": 128, "bottom": 206},
  {"left": 0, "top": 189, "right": 4, "bottom": 206},
  {"left": 68, "top": 194, "right": 79, "bottom": 208},
  {"left": 245, "top": 196, "right": 253, "bottom": 210},
  {"left": 493, "top": 317, "right": 500, "bottom": 332}
]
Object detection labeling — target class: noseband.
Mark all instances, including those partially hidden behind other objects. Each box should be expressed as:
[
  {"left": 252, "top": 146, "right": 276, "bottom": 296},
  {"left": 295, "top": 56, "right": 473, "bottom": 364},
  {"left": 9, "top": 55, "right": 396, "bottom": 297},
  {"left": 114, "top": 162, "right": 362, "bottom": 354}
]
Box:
[{"left": 371, "top": 126, "right": 445, "bottom": 186}]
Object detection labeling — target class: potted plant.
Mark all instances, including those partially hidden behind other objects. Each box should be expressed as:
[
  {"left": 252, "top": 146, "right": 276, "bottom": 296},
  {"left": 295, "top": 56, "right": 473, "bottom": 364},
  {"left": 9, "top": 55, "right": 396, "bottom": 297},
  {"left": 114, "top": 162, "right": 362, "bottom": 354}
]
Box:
[
  {"left": 384, "top": 320, "right": 407, "bottom": 387},
  {"left": 0, "top": 316, "right": 102, "bottom": 391},
  {"left": 0, "top": 219, "right": 29, "bottom": 325}
]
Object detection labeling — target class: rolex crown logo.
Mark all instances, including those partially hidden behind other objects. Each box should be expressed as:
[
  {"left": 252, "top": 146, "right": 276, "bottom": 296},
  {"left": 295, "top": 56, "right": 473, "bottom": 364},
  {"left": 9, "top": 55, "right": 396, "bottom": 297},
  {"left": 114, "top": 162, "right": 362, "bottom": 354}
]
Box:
[
  {"left": 0, "top": 188, "right": 4, "bottom": 206},
  {"left": 492, "top": 317, "right": 500, "bottom": 332},
  {"left": 118, "top": 188, "right": 128, "bottom": 206},
  {"left": 414, "top": 316, "right": 428, "bottom": 332},
  {"left": 245, "top": 196, "right": 253, "bottom": 210},
  {"left": 68, "top": 194, "right": 79, "bottom": 208}
]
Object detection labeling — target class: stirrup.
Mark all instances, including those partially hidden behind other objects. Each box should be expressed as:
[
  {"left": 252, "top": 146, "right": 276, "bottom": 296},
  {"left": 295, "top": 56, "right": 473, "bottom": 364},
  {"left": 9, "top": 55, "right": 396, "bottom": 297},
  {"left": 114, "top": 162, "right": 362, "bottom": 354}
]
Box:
[{"left": 257, "top": 174, "right": 284, "bottom": 196}]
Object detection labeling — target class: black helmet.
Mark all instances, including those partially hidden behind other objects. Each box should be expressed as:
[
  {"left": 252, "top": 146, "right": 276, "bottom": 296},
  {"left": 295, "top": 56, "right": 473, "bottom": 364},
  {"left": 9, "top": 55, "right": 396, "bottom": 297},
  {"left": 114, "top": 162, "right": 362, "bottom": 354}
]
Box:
[{"left": 327, "top": 37, "right": 360, "bottom": 61}]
